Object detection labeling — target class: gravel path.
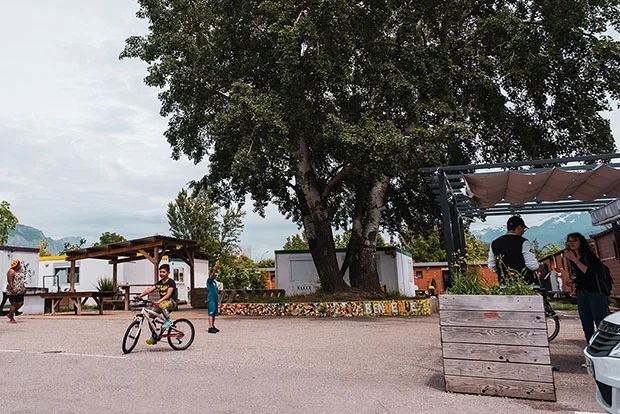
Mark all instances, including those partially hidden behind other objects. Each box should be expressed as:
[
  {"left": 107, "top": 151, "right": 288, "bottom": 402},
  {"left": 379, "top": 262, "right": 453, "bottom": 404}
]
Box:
[{"left": 0, "top": 308, "right": 603, "bottom": 414}]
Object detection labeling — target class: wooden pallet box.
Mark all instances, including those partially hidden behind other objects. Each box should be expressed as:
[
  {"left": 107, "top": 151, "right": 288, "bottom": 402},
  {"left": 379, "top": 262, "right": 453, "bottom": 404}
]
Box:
[{"left": 439, "top": 295, "right": 556, "bottom": 401}]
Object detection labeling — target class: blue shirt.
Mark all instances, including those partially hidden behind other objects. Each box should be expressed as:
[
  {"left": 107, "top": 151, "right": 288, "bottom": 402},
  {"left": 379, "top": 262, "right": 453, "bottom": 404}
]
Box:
[{"left": 207, "top": 277, "right": 218, "bottom": 302}]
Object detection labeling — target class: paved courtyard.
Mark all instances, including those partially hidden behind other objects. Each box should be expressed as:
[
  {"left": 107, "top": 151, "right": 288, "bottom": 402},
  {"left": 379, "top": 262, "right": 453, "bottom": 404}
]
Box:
[{"left": 0, "top": 308, "right": 604, "bottom": 414}]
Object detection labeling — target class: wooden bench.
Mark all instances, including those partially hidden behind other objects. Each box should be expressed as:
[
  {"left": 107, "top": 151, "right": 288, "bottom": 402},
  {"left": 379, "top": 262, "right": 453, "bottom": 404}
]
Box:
[
  {"left": 101, "top": 291, "right": 126, "bottom": 310},
  {"left": 39, "top": 291, "right": 117, "bottom": 315}
]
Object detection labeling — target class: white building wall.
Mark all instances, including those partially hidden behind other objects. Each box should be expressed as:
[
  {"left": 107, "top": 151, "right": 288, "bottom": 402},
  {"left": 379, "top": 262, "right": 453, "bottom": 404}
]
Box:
[
  {"left": 275, "top": 248, "right": 414, "bottom": 296},
  {"left": 37, "top": 256, "right": 209, "bottom": 303},
  {"left": 1, "top": 246, "right": 40, "bottom": 287}
]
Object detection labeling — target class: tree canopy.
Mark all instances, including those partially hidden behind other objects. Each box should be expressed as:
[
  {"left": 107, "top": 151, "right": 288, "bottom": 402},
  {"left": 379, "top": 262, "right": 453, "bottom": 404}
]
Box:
[
  {"left": 0, "top": 201, "right": 18, "bottom": 246},
  {"left": 92, "top": 232, "right": 126, "bottom": 246},
  {"left": 123, "top": 0, "right": 620, "bottom": 293},
  {"left": 167, "top": 186, "right": 245, "bottom": 260}
]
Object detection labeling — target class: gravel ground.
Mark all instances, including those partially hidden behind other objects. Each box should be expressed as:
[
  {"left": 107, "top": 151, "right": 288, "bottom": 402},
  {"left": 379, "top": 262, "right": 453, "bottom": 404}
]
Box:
[{"left": 0, "top": 308, "right": 604, "bottom": 414}]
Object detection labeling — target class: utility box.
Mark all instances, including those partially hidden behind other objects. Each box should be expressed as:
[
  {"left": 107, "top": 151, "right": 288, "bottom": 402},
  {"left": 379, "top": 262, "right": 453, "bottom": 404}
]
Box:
[{"left": 275, "top": 247, "right": 415, "bottom": 296}]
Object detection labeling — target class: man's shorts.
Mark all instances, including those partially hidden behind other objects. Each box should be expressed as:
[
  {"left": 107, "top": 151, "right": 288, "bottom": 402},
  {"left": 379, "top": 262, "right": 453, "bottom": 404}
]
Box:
[
  {"left": 8, "top": 294, "right": 24, "bottom": 304},
  {"left": 208, "top": 301, "right": 218, "bottom": 317}
]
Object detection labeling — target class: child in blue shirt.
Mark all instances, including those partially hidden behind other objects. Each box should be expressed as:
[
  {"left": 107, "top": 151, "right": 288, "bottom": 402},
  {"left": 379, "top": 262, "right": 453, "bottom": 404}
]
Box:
[{"left": 207, "top": 263, "right": 219, "bottom": 333}]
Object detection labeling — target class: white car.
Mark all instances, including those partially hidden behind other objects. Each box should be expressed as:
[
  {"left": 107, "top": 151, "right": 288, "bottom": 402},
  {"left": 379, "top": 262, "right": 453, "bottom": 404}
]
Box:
[{"left": 584, "top": 311, "right": 620, "bottom": 414}]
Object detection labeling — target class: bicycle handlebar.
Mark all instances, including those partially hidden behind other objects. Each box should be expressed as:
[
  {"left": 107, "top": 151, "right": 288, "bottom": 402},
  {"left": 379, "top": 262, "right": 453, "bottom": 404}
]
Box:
[{"left": 130, "top": 297, "right": 155, "bottom": 307}]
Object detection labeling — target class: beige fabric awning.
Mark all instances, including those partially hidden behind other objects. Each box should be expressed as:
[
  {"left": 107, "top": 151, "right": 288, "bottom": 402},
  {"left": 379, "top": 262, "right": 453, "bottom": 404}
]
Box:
[{"left": 463, "top": 164, "right": 620, "bottom": 208}]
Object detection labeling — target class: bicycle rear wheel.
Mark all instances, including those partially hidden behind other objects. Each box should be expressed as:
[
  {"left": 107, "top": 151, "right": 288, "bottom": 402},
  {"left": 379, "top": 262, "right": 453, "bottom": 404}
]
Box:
[
  {"left": 546, "top": 312, "right": 560, "bottom": 342},
  {"left": 167, "top": 318, "right": 195, "bottom": 351},
  {"left": 122, "top": 319, "right": 142, "bottom": 354}
]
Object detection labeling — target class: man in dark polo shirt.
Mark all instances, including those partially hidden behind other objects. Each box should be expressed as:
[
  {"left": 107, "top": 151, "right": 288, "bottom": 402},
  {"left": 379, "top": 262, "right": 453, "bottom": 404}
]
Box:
[{"left": 487, "top": 216, "right": 540, "bottom": 284}]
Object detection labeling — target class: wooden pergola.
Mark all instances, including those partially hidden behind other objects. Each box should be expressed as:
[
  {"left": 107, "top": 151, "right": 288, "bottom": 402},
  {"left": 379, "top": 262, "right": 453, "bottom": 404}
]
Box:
[{"left": 63, "top": 235, "right": 210, "bottom": 294}]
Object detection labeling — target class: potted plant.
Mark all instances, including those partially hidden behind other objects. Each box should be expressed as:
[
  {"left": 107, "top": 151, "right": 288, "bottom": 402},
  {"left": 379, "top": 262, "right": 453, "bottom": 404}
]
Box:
[{"left": 439, "top": 262, "right": 556, "bottom": 401}]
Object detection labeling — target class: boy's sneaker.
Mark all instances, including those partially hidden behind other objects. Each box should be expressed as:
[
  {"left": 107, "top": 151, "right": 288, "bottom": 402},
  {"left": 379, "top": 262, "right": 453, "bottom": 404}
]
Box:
[
  {"left": 162, "top": 319, "right": 173, "bottom": 329},
  {"left": 208, "top": 327, "right": 217, "bottom": 334},
  {"left": 146, "top": 337, "right": 158, "bottom": 345},
  {"left": 212, "top": 326, "right": 220, "bottom": 332}
]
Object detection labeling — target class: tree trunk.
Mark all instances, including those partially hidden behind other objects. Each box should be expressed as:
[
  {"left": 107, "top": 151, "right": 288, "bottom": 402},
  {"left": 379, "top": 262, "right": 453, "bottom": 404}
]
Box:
[
  {"left": 347, "top": 176, "right": 389, "bottom": 293},
  {"left": 296, "top": 137, "right": 349, "bottom": 293},
  {"left": 342, "top": 198, "right": 364, "bottom": 288}
]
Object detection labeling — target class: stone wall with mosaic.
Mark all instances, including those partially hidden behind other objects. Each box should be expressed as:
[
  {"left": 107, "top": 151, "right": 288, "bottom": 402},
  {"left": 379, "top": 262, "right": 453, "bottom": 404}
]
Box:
[{"left": 218, "top": 300, "right": 431, "bottom": 317}]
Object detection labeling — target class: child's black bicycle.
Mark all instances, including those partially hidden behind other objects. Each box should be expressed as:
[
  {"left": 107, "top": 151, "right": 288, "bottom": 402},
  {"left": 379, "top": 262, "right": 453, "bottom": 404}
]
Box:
[
  {"left": 534, "top": 273, "right": 560, "bottom": 342},
  {"left": 122, "top": 298, "right": 195, "bottom": 354}
]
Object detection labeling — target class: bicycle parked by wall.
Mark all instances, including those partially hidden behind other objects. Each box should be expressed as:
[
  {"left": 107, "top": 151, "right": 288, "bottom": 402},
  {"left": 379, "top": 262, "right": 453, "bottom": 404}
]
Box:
[
  {"left": 534, "top": 272, "right": 560, "bottom": 342},
  {"left": 122, "top": 298, "right": 195, "bottom": 354}
]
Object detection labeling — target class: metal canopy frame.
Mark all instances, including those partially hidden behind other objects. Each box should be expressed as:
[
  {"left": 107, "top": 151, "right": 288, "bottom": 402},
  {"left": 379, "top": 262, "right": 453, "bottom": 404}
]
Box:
[{"left": 420, "top": 153, "right": 620, "bottom": 266}]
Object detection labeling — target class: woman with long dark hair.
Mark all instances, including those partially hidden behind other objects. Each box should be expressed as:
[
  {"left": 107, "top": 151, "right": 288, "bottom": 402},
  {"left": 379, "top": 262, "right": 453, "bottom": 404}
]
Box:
[{"left": 564, "top": 232, "right": 610, "bottom": 342}]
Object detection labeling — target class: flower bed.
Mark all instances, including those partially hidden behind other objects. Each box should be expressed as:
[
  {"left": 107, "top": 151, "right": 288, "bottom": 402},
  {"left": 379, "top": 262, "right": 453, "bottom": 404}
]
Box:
[{"left": 219, "top": 299, "right": 431, "bottom": 317}]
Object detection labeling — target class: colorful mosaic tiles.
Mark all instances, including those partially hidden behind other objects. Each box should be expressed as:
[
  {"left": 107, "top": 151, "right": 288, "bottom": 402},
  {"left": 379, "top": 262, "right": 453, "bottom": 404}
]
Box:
[{"left": 218, "top": 299, "right": 431, "bottom": 317}]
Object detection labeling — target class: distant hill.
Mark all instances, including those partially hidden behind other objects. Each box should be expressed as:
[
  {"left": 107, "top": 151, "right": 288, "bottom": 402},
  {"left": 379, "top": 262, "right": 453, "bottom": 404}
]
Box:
[
  {"left": 473, "top": 212, "right": 609, "bottom": 248},
  {"left": 6, "top": 224, "right": 83, "bottom": 256}
]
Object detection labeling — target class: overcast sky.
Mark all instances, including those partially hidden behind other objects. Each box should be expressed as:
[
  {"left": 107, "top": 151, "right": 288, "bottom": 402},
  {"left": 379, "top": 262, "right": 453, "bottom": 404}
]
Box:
[
  {"left": 0, "top": 1, "right": 618, "bottom": 259},
  {"left": 0, "top": 1, "right": 298, "bottom": 260}
]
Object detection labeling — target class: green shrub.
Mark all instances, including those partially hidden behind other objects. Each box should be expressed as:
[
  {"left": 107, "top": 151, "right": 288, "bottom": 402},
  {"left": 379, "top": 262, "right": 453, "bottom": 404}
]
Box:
[
  {"left": 447, "top": 257, "right": 535, "bottom": 296},
  {"left": 216, "top": 261, "right": 267, "bottom": 289},
  {"left": 96, "top": 277, "right": 114, "bottom": 291}
]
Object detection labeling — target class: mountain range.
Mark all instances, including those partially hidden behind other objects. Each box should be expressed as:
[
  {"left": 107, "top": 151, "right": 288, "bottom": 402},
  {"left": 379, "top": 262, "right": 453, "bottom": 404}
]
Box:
[
  {"left": 7, "top": 224, "right": 83, "bottom": 255},
  {"left": 5, "top": 212, "right": 608, "bottom": 256},
  {"left": 472, "top": 212, "right": 608, "bottom": 247}
]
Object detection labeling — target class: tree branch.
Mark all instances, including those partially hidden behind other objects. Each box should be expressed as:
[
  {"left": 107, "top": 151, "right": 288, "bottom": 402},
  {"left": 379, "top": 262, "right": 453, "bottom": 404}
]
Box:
[{"left": 322, "top": 163, "right": 351, "bottom": 198}]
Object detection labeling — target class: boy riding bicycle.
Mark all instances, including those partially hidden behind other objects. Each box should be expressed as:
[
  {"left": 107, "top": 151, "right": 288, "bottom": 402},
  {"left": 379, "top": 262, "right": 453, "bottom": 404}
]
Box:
[{"left": 134, "top": 264, "right": 177, "bottom": 345}]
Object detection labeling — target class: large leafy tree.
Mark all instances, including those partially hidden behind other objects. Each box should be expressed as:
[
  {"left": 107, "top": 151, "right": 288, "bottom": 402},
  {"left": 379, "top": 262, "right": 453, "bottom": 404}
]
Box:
[
  {"left": 122, "top": 0, "right": 619, "bottom": 293},
  {"left": 167, "top": 187, "right": 245, "bottom": 259},
  {"left": 92, "top": 232, "right": 126, "bottom": 246},
  {"left": 0, "top": 200, "right": 18, "bottom": 245}
]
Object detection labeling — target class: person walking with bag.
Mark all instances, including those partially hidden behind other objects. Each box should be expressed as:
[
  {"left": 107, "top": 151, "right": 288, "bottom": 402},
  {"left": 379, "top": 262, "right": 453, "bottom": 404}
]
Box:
[
  {"left": 564, "top": 232, "right": 610, "bottom": 343},
  {"left": 6, "top": 259, "right": 26, "bottom": 324}
]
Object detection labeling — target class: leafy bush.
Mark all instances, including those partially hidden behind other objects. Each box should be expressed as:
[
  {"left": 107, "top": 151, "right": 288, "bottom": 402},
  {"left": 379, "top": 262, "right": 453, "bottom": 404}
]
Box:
[
  {"left": 216, "top": 255, "right": 267, "bottom": 289},
  {"left": 96, "top": 277, "right": 114, "bottom": 291},
  {"left": 447, "top": 258, "right": 535, "bottom": 296}
]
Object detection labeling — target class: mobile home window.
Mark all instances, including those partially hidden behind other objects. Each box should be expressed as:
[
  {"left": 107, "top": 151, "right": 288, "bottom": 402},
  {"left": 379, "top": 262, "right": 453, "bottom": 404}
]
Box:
[{"left": 54, "top": 267, "right": 80, "bottom": 284}]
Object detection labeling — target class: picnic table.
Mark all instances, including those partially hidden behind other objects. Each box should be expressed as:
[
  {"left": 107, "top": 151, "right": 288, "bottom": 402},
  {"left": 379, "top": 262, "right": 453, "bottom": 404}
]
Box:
[
  {"left": 39, "top": 291, "right": 117, "bottom": 315},
  {"left": 118, "top": 284, "right": 155, "bottom": 311}
]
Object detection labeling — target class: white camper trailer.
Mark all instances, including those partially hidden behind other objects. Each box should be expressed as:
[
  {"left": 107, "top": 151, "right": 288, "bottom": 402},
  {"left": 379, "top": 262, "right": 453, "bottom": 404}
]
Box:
[{"left": 275, "top": 247, "right": 415, "bottom": 296}]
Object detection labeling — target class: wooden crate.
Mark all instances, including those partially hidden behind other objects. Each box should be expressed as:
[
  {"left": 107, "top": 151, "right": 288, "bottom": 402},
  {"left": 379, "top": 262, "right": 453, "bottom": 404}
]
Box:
[{"left": 439, "top": 295, "right": 556, "bottom": 401}]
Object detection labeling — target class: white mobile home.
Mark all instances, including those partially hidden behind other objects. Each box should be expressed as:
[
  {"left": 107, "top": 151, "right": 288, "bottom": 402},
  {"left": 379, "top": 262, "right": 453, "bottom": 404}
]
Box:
[
  {"left": 38, "top": 256, "right": 207, "bottom": 303},
  {"left": 275, "top": 247, "right": 415, "bottom": 296}
]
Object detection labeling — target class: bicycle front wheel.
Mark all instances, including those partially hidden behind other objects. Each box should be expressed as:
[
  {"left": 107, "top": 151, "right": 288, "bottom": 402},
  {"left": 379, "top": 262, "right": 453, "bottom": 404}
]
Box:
[
  {"left": 167, "top": 318, "right": 195, "bottom": 351},
  {"left": 546, "top": 313, "right": 560, "bottom": 342},
  {"left": 122, "top": 319, "right": 142, "bottom": 354}
]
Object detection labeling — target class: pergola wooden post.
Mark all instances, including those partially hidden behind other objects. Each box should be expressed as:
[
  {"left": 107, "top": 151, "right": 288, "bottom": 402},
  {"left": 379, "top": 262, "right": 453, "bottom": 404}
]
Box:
[
  {"left": 69, "top": 261, "right": 76, "bottom": 292},
  {"left": 112, "top": 263, "right": 118, "bottom": 292}
]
